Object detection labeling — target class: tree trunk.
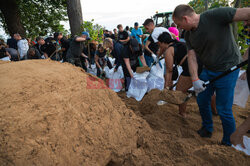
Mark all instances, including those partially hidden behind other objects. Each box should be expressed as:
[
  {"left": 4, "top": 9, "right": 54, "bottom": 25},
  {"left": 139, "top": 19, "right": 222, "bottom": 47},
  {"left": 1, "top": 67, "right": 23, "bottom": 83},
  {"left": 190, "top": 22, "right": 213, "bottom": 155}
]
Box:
[
  {"left": 0, "top": 0, "right": 26, "bottom": 37},
  {"left": 66, "top": 0, "right": 83, "bottom": 37},
  {"left": 232, "top": 0, "right": 241, "bottom": 41}
]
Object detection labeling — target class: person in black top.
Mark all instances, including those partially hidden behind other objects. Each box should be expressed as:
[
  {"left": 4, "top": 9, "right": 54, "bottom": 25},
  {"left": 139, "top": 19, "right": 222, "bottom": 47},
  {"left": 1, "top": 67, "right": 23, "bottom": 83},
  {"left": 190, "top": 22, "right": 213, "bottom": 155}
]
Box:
[
  {"left": 0, "top": 42, "right": 11, "bottom": 59},
  {"left": 103, "top": 37, "right": 124, "bottom": 72},
  {"left": 158, "top": 32, "right": 203, "bottom": 117},
  {"left": 27, "top": 48, "right": 42, "bottom": 59},
  {"left": 34, "top": 37, "right": 45, "bottom": 57},
  {"left": 7, "top": 35, "right": 17, "bottom": 50},
  {"left": 41, "top": 37, "right": 57, "bottom": 60},
  {"left": 82, "top": 42, "right": 96, "bottom": 68},
  {"left": 60, "top": 37, "right": 70, "bottom": 62},
  {"left": 117, "top": 24, "right": 130, "bottom": 45},
  {"left": 95, "top": 44, "right": 107, "bottom": 77},
  {"left": 121, "top": 38, "right": 147, "bottom": 90},
  {"left": 66, "top": 32, "right": 88, "bottom": 71}
]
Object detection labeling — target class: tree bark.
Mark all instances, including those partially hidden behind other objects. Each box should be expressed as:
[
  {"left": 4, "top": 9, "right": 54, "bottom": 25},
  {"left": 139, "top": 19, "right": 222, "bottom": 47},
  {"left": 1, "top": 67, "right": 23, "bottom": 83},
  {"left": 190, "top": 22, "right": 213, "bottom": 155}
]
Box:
[
  {"left": 0, "top": 0, "right": 26, "bottom": 37},
  {"left": 66, "top": 0, "right": 83, "bottom": 37}
]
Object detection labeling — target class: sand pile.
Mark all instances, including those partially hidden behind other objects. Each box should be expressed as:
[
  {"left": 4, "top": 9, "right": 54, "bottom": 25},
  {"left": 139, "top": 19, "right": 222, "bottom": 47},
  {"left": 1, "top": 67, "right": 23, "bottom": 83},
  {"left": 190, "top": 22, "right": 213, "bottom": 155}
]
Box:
[
  {"left": 0, "top": 60, "right": 151, "bottom": 165},
  {"left": 118, "top": 91, "right": 250, "bottom": 165}
]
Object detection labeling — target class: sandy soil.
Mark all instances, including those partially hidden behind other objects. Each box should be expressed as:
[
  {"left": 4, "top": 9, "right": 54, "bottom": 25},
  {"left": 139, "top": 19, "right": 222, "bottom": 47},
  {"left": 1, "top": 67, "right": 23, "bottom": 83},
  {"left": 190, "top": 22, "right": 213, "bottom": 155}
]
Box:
[{"left": 0, "top": 60, "right": 249, "bottom": 166}]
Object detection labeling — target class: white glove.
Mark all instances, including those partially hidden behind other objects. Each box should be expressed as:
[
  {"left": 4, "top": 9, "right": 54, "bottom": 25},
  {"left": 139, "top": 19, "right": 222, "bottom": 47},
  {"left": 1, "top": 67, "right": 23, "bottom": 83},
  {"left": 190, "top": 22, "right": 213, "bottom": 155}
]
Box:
[
  {"left": 99, "top": 68, "right": 103, "bottom": 73},
  {"left": 192, "top": 79, "right": 206, "bottom": 94},
  {"left": 152, "top": 54, "right": 159, "bottom": 63}
]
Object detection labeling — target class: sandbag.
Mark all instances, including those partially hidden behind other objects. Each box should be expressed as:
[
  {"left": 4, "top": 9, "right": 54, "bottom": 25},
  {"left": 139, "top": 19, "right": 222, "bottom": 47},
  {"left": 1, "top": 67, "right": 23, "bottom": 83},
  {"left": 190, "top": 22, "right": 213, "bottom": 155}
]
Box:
[
  {"left": 0, "top": 56, "right": 10, "bottom": 61},
  {"left": 232, "top": 136, "right": 250, "bottom": 156},
  {"left": 127, "top": 72, "right": 149, "bottom": 101},
  {"left": 104, "top": 66, "right": 124, "bottom": 92},
  {"left": 147, "top": 60, "right": 165, "bottom": 92},
  {"left": 233, "top": 71, "right": 249, "bottom": 108},
  {"left": 87, "top": 64, "right": 97, "bottom": 76}
]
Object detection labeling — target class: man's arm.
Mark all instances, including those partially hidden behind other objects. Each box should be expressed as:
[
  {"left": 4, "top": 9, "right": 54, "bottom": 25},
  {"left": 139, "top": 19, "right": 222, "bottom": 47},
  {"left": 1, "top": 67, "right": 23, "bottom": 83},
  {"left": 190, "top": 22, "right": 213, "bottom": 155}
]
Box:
[
  {"left": 187, "top": 49, "right": 199, "bottom": 81},
  {"left": 139, "top": 55, "right": 147, "bottom": 67},
  {"left": 75, "top": 36, "right": 86, "bottom": 42},
  {"left": 124, "top": 58, "right": 133, "bottom": 77},
  {"left": 233, "top": 8, "right": 250, "bottom": 22},
  {"left": 231, "top": 116, "right": 250, "bottom": 148}
]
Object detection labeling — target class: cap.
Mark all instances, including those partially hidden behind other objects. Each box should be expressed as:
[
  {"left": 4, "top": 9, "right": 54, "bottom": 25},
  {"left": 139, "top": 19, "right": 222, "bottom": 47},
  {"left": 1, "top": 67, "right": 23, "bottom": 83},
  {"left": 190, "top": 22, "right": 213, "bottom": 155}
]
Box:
[
  {"left": 134, "top": 22, "right": 139, "bottom": 26},
  {"left": 82, "top": 31, "right": 89, "bottom": 37},
  {"left": 130, "top": 39, "right": 140, "bottom": 52}
]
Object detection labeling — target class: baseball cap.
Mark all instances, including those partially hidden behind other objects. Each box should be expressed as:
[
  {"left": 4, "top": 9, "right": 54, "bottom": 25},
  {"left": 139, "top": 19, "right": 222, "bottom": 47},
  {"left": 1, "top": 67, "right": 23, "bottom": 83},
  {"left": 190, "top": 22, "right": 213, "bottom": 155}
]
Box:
[
  {"left": 134, "top": 22, "right": 139, "bottom": 26},
  {"left": 82, "top": 31, "right": 89, "bottom": 37}
]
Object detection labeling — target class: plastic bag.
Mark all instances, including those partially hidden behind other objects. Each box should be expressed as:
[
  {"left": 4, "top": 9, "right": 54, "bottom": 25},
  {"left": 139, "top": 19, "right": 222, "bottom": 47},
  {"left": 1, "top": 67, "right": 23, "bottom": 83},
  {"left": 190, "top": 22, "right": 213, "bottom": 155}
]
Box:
[
  {"left": 127, "top": 72, "right": 149, "bottom": 101},
  {"left": 232, "top": 136, "right": 250, "bottom": 156},
  {"left": 233, "top": 77, "right": 249, "bottom": 108},
  {"left": 0, "top": 56, "right": 10, "bottom": 61},
  {"left": 104, "top": 66, "right": 124, "bottom": 92},
  {"left": 87, "top": 64, "right": 97, "bottom": 76},
  {"left": 147, "top": 60, "right": 165, "bottom": 92}
]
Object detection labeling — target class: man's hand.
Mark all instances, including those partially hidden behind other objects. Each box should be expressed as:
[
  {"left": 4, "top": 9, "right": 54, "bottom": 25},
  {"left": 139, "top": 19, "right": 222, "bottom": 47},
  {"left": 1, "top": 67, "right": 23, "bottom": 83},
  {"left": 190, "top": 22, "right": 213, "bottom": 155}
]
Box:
[
  {"left": 239, "top": 72, "right": 247, "bottom": 80},
  {"left": 129, "top": 70, "right": 134, "bottom": 78},
  {"left": 192, "top": 79, "right": 206, "bottom": 94}
]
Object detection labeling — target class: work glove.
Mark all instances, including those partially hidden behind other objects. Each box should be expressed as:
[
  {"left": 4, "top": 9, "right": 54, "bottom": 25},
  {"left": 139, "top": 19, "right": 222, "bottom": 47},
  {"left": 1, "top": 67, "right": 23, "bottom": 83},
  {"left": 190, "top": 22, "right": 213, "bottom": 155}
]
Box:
[
  {"left": 192, "top": 79, "right": 206, "bottom": 94},
  {"left": 152, "top": 54, "right": 159, "bottom": 63}
]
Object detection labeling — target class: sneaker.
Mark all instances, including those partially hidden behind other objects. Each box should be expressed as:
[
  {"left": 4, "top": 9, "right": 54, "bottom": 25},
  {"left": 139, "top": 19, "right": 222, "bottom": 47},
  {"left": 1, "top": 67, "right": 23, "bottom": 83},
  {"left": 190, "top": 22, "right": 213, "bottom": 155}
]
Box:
[{"left": 197, "top": 127, "right": 212, "bottom": 138}]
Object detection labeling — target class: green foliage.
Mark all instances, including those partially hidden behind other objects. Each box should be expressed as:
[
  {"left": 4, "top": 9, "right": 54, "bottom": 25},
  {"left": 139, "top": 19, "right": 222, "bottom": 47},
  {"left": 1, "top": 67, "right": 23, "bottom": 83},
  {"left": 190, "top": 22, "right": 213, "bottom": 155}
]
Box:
[
  {"left": 81, "top": 19, "right": 104, "bottom": 43},
  {"left": 188, "top": 0, "right": 230, "bottom": 14},
  {"left": 0, "top": 0, "right": 68, "bottom": 38}
]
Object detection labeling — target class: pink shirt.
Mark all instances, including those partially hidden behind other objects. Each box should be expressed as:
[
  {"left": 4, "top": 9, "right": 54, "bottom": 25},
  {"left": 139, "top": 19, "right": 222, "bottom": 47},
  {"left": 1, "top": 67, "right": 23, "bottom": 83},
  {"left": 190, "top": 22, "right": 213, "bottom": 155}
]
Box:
[{"left": 168, "top": 27, "right": 179, "bottom": 41}]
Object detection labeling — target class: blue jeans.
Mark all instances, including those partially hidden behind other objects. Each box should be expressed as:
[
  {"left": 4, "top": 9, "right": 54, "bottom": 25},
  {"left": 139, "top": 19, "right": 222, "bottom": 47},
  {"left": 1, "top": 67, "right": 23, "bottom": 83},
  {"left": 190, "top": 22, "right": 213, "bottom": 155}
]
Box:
[{"left": 197, "top": 68, "right": 239, "bottom": 145}]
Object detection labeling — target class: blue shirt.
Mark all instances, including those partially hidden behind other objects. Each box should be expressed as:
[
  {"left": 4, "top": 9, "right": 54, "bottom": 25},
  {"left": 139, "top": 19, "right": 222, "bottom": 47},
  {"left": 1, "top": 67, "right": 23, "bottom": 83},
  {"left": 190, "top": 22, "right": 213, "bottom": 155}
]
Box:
[{"left": 131, "top": 28, "right": 143, "bottom": 44}]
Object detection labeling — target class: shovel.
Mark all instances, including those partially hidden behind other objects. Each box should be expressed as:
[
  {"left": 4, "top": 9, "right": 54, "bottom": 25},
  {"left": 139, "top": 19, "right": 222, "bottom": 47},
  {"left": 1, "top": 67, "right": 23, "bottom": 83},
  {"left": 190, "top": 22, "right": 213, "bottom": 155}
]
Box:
[
  {"left": 183, "top": 59, "right": 248, "bottom": 103},
  {"left": 136, "top": 56, "right": 165, "bottom": 73},
  {"left": 159, "top": 59, "right": 248, "bottom": 105}
]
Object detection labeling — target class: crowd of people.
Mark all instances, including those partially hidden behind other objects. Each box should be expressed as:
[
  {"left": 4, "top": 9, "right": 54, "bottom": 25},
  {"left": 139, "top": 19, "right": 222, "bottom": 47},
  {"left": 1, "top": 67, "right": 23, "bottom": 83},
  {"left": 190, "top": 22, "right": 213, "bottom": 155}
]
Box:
[{"left": 0, "top": 4, "right": 250, "bottom": 149}]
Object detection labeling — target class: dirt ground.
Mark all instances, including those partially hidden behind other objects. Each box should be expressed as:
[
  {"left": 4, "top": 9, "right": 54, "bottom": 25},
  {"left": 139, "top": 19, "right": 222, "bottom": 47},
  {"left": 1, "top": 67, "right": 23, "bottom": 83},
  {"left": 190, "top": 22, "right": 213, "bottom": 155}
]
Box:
[
  {"left": 117, "top": 89, "right": 250, "bottom": 165},
  {"left": 0, "top": 60, "right": 249, "bottom": 166}
]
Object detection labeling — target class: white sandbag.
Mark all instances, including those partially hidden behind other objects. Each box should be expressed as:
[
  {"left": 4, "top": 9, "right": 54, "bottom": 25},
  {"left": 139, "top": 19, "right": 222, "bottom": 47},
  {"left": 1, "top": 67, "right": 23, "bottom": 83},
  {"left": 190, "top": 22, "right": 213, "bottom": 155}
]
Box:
[
  {"left": 0, "top": 56, "right": 10, "bottom": 61},
  {"left": 232, "top": 136, "right": 250, "bottom": 156},
  {"left": 87, "top": 64, "right": 97, "bottom": 76},
  {"left": 127, "top": 72, "right": 149, "bottom": 101},
  {"left": 233, "top": 78, "right": 249, "bottom": 108},
  {"left": 108, "top": 57, "right": 115, "bottom": 67},
  {"left": 172, "top": 66, "right": 183, "bottom": 90},
  {"left": 147, "top": 61, "right": 165, "bottom": 92},
  {"left": 104, "top": 66, "right": 124, "bottom": 92}
]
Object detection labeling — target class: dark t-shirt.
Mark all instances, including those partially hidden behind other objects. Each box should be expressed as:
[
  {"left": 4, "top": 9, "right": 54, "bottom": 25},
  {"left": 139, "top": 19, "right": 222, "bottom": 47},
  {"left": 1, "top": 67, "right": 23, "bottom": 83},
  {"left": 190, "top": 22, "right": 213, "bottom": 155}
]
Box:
[
  {"left": 41, "top": 41, "right": 56, "bottom": 57},
  {"left": 111, "top": 40, "right": 124, "bottom": 69},
  {"left": 66, "top": 37, "right": 83, "bottom": 59},
  {"left": 185, "top": 7, "right": 241, "bottom": 72},
  {"left": 148, "top": 35, "right": 159, "bottom": 54},
  {"left": 27, "top": 48, "right": 42, "bottom": 59},
  {"left": 121, "top": 39, "right": 142, "bottom": 72},
  {"left": 118, "top": 31, "right": 129, "bottom": 41},
  {"left": 7, "top": 38, "right": 17, "bottom": 50},
  {"left": 96, "top": 50, "right": 106, "bottom": 58}
]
